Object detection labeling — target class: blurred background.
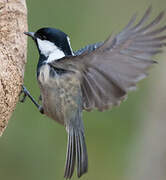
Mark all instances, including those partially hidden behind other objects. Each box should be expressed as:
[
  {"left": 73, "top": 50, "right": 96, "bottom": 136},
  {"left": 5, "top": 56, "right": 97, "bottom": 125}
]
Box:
[{"left": 0, "top": 0, "right": 166, "bottom": 180}]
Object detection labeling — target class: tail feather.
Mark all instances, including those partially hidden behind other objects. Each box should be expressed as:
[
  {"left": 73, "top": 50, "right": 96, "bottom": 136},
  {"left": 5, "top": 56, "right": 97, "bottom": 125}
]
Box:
[
  {"left": 76, "top": 131, "right": 88, "bottom": 177},
  {"left": 64, "top": 128, "right": 88, "bottom": 179},
  {"left": 64, "top": 129, "right": 76, "bottom": 179},
  {"left": 76, "top": 131, "right": 81, "bottom": 177}
]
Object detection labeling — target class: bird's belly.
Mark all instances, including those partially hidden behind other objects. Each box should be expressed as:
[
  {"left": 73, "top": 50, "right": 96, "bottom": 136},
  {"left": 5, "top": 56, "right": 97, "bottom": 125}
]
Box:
[
  {"left": 41, "top": 86, "right": 66, "bottom": 125},
  {"left": 38, "top": 64, "right": 81, "bottom": 126}
]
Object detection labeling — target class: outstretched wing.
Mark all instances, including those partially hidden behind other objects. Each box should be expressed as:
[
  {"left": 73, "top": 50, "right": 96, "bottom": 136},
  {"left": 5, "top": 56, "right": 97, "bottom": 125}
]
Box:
[{"left": 50, "top": 7, "right": 166, "bottom": 111}]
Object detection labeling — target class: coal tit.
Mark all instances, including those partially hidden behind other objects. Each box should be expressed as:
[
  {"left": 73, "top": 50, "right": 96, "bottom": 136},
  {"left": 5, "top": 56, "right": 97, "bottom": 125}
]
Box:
[{"left": 21, "top": 7, "right": 166, "bottom": 179}]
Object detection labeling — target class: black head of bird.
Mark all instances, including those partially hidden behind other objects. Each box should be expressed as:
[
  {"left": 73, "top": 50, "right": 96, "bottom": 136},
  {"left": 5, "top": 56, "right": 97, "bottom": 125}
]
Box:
[
  {"left": 23, "top": 7, "right": 166, "bottom": 179},
  {"left": 25, "top": 28, "right": 73, "bottom": 60}
]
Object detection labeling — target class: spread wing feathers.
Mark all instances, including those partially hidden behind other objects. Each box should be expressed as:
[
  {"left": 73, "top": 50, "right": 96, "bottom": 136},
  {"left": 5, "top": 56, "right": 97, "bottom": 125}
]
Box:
[
  {"left": 50, "top": 7, "right": 166, "bottom": 111},
  {"left": 79, "top": 7, "right": 166, "bottom": 111}
]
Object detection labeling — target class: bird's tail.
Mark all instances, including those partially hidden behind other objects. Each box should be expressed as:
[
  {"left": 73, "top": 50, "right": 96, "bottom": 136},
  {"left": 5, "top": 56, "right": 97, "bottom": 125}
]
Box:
[{"left": 64, "top": 127, "right": 88, "bottom": 179}]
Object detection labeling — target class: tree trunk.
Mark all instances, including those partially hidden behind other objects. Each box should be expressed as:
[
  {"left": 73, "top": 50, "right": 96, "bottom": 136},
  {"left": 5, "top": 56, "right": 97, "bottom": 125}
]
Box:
[{"left": 0, "top": 0, "right": 27, "bottom": 136}]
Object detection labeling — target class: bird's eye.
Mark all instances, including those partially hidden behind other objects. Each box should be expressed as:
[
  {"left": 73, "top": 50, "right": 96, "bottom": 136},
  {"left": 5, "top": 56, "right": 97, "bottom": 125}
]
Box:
[
  {"left": 38, "top": 34, "right": 47, "bottom": 40},
  {"left": 41, "top": 35, "right": 47, "bottom": 40}
]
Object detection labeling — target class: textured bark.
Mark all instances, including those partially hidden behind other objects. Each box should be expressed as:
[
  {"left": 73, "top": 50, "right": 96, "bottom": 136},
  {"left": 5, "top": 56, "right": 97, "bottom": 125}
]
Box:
[
  {"left": 0, "top": 0, "right": 27, "bottom": 136},
  {"left": 127, "top": 54, "right": 166, "bottom": 180}
]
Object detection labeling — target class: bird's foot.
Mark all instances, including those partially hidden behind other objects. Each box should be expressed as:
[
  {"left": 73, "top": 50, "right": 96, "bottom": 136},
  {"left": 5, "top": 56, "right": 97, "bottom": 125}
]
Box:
[{"left": 39, "top": 106, "right": 44, "bottom": 114}]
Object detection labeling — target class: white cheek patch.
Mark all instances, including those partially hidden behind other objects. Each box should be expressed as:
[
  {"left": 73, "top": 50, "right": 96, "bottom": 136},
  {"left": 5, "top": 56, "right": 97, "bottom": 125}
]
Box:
[
  {"left": 46, "top": 51, "right": 65, "bottom": 63},
  {"left": 37, "top": 38, "right": 65, "bottom": 62}
]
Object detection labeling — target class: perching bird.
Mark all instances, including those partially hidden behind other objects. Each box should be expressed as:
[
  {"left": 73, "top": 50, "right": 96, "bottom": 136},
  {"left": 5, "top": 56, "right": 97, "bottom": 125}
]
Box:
[{"left": 21, "top": 7, "right": 166, "bottom": 179}]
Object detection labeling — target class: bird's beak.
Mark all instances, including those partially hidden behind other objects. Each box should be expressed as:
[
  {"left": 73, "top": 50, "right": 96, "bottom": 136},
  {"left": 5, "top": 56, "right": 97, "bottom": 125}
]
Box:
[{"left": 24, "top": 32, "right": 35, "bottom": 39}]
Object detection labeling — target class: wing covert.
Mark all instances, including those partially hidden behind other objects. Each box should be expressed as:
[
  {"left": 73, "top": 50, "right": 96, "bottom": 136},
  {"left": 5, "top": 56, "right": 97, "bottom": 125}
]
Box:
[{"left": 74, "top": 42, "right": 103, "bottom": 56}]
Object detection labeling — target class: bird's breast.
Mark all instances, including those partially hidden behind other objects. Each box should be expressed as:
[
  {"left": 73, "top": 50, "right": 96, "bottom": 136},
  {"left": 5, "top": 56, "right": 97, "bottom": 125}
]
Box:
[{"left": 37, "top": 64, "right": 82, "bottom": 125}]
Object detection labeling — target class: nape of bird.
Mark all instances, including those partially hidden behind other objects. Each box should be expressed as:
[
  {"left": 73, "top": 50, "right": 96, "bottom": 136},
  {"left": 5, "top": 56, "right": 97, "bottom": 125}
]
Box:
[{"left": 22, "top": 6, "right": 166, "bottom": 179}]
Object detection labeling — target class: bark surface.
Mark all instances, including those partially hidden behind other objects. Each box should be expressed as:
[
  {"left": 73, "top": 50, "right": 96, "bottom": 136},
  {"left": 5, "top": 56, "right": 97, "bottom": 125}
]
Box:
[{"left": 0, "top": 0, "right": 27, "bottom": 136}]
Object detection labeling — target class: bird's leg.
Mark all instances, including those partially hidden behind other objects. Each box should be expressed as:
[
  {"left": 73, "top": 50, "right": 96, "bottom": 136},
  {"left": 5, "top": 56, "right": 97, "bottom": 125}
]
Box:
[{"left": 19, "top": 85, "right": 44, "bottom": 114}]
